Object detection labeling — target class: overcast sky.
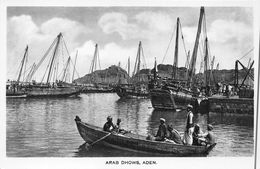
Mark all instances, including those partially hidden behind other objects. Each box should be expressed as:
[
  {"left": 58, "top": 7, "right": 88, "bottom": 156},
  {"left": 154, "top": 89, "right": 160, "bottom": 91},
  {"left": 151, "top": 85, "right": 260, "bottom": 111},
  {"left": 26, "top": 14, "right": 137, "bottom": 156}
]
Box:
[{"left": 7, "top": 7, "right": 253, "bottom": 80}]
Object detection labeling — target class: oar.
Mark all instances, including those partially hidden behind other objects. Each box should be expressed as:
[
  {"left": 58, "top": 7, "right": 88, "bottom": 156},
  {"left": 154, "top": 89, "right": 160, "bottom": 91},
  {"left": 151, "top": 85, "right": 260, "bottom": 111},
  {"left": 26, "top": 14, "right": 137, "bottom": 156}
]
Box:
[{"left": 85, "top": 132, "right": 111, "bottom": 150}]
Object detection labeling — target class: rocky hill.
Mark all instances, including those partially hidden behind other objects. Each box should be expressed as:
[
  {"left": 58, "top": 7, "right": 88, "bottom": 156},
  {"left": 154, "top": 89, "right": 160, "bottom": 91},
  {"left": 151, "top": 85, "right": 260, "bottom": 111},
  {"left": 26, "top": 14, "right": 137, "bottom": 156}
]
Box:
[
  {"left": 75, "top": 65, "right": 129, "bottom": 84},
  {"left": 75, "top": 64, "right": 254, "bottom": 87}
]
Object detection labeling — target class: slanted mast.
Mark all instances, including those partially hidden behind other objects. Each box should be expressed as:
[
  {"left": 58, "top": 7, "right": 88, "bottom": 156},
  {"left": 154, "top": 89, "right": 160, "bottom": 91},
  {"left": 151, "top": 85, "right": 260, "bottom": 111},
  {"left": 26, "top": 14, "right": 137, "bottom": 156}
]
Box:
[
  {"left": 47, "top": 33, "right": 62, "bottom": 83},
  {"left": 89, "top": 43, "right": 101, "bottom": 83},
  {"left": 30, "top": 32, "right": 77, "bottom": 84},
  {"left": 132, "top": 41, "right": 145, "bottom": 83},
  {"left": 188, "top": 7, "right": 205, "bottom": 86},
  {"left": 89, "top": 44, "right": 101, "bottom": 74},
  {"left": 17, "top": 45, "right": 29, "bottom": 84},
  {"left": 72, "top": 50, "right": 78, "bottom": 82}
]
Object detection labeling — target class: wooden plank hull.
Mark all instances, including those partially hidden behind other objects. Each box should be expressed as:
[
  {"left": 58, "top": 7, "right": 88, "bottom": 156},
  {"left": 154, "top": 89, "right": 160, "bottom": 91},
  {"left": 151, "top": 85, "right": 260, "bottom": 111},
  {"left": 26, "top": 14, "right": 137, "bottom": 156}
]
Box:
[
  {"left": 6, "top": 93, "right": 27, "bottom": 98},
  {"left": 150, "top": 88, "right": 199, "bottom": 110},
  {"left": 75, "top": 117, "right": 216, "bottom": 156},
  {"left": 82, "top": 88, "right": 114, "bottom": 93},
  {"left": 26, "top": 86, "right": 81, "bottom": 98},
  {"left": 6, "top": 85, "right": 27, "bottom": 98},
  {"left": 115, "top": 86, "right": 149, "bottom": 99}
]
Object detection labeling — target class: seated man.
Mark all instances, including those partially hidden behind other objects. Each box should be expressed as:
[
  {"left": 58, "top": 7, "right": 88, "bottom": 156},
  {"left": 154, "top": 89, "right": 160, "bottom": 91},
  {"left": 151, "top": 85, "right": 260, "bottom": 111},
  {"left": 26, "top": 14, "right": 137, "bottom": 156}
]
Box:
[
  {"left": 196, "top": 124, "right": 216, "bottom": 145},
  {"left": 103, "top": 116, "right": 116, "bottom": 132},
  {"left": 114, "top": 118, "right": 127, "bottom": 134},
  {"left": 155, "top": 118, "right": 167, "bottom": 141},
  {"left": 204, "top": 124, "right": 215, "bottom": 145},
  {"left": 192, "top": 124, "right": 204, "bottom": 146},
  {"left": 166, "top": 124, "right": 183, "bottom": 144},
  {"left": 114, "top": 118, "right": 121, "bottom": 132}
]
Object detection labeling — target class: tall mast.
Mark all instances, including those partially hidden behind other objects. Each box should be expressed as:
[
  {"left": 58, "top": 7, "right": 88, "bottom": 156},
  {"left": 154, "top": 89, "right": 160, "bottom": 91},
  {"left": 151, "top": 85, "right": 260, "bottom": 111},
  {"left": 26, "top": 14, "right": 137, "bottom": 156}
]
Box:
[
  {"left": 137, "top": 41, "right": 141, "bottom": 82},
  {"left": 132, "top": 41, "right": 142, "bottom": 83},
  {"left": 210, "top": 55, "right": 215, "bottom": 84},
  {"left": 90, "top": 44, "right": 99, "bottom": 74},
  {"left": 185, "top": 50, "right": 190, "bottom": 80},
  {"left": 128, "top": 57, "right": 130, "bottom": 77},
  {"left": 72, "top": 50, "right": 78, "bottom": 82},
  {"left": 17, "top": 45, "right": 28, "bottom": 83},
  {"left": 47, "top": 33, "right": 62, "bottom": 83},
  {"left": 89, "top": 44, "right": 98, "bottom": 83},
  {"left": 136, "top": 41, "right": 142, "bottom": 73},
  {"left": 173, "top": 17, "right": 180, "bottom": 79},
  {"left": 204, "top": 37, "right": 209, "bottom": 86},
  {"left": 154, "top": 57, "right": 157, "bottom": 80},
  {"left": 187, "top": 7, "right": 205, "bottom": 86}
]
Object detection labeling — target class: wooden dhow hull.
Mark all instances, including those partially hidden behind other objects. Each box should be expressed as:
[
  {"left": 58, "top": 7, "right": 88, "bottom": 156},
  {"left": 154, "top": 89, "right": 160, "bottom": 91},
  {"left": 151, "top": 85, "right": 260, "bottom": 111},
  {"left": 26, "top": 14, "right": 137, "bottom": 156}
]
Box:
[
  {"left": 115, "top": 86, "right": 149, "bottom": 99},
  {"left": 6, "top": 84, "right": 28, "bottom": 98},
  {"left": 26, "top": 86, "right": 81, "bottom": 98},
  {"left": 75, "top": 116, "right": 216, "bottom": 156},
  {"left": 150, "top": 88, "right": 199, "bottom": 110}
]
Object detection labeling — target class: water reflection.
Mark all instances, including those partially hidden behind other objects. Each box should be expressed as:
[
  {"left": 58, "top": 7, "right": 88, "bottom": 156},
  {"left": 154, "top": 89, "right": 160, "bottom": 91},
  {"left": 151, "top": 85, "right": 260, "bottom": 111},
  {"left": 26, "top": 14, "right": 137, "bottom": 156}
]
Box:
[
  {"left": 114, "top": 98, "right": 151, "bottom": 135},
  {"left": 6, "top": 93, "right": 254, "bottom": 157}
]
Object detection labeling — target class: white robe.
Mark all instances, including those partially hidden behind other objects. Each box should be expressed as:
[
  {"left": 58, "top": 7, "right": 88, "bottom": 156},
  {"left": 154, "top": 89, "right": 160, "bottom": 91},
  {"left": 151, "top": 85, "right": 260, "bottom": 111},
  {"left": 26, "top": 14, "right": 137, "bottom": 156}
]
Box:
[{"left": 183, "top": 127, "right": 194, "bottom": 145}]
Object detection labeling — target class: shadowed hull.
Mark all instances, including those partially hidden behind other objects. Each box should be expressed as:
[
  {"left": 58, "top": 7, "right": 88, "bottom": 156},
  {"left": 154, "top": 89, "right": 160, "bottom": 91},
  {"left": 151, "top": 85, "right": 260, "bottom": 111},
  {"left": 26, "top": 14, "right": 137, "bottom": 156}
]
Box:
[
  {"left": 150, "top": 88, "right": 199, "bottom": 110},
  {"left": 26, "top": 87, "right": 81, "bottom": 98},
  {"left": 115, "top": 86, "right": 149, "bottom": 99},
  {"left": 75, "top": 117, "right": 216, "bottom": 156}
]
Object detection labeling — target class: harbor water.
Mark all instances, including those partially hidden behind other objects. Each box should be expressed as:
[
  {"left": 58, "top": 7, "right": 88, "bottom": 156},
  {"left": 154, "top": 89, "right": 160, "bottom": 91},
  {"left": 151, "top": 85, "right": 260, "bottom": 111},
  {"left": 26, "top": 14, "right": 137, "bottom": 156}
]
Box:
[{"left": 6, "top": 93, "right": 254, "bottom": 157}]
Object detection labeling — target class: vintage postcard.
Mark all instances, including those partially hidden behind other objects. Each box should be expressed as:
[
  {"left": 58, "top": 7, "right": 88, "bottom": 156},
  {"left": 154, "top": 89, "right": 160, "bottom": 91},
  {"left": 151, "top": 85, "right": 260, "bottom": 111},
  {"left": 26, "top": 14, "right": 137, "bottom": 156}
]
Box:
[{"left": 1, "top": 0, "right": 259, "bottom": 169}]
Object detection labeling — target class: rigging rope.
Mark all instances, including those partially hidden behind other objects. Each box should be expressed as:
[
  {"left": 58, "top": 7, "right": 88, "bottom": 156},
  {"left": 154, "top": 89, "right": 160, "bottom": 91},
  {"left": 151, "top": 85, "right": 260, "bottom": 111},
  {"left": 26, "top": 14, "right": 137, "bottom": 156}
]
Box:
[
  {"left": 161, "top": 24, "right": 176, "bottom": 64},
  {"left": 179, "top": 22, "right": 189, "bottom": 58},
  {"left": 32, "top": 38, "right": 57, "bottom": 78},
  {"left": 141, "top": 44, "right": 147, "bottom": 69},
  {"left": 238, "top": 48, "right": 254, "bottom": 61}
]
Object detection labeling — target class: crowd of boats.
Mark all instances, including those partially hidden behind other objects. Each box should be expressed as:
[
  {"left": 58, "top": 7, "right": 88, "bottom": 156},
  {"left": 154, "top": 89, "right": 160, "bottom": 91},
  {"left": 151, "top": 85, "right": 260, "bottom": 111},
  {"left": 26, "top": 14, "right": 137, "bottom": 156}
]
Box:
[{"left": 6, "top": 7, "right": 254, "bottom": 156}]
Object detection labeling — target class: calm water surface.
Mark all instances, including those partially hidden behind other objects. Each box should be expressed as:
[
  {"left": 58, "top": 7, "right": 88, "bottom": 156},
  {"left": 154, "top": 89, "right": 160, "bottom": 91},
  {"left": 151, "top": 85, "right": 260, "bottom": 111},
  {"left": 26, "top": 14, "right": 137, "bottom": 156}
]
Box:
[{"left": 6, "top": 93, "right": 254, "bottom": 157}]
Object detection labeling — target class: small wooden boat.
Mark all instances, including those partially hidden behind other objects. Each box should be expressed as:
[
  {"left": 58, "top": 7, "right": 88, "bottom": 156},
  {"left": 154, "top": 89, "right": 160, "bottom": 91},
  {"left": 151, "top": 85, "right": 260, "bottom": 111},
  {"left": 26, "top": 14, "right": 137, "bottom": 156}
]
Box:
[{"left": 75, "top": 116, "right": 216, "bottom": 156}]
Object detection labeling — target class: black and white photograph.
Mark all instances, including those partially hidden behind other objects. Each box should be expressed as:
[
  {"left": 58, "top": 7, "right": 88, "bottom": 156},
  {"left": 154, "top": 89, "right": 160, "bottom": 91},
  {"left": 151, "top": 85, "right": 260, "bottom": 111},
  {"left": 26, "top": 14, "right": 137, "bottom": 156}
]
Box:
[{"left": 1, "top": 1, "right": 259, "bottom": 169}]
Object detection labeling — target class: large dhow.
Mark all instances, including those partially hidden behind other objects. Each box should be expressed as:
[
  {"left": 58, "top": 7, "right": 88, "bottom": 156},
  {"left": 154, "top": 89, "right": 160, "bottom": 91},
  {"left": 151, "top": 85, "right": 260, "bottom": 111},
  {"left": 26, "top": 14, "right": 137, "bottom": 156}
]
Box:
[
  {"left": 150, "top": 7, "right": 210, "bottom": 111},
  {"left": 115, "top": 41, "right": 150, "bottom": 98},
  {"left": 74, "top": 116, "right": 216, "bottom": 156},
  {"left": 25, "top": 33, "right": 81, "bottom": 97}
]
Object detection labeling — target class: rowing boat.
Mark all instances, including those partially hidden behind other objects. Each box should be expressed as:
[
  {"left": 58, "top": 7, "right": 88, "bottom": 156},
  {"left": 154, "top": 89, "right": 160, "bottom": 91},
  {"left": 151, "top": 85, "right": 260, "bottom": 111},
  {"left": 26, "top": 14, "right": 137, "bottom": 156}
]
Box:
[{"left": 75, "top": 116, "right": 216, "bottom": 156}]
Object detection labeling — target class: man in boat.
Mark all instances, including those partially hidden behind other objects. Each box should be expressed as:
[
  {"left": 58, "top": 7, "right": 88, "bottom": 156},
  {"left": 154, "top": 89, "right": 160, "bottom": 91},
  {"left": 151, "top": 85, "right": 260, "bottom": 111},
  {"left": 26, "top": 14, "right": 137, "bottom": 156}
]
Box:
[
  {"left": 114, "top": 118, "right": 125, "bottom": 133},
  {"left": 166, "top": 124, "right": 183, "bottom": 144},
  {"left": 114, "top": 118, "right": 131, "bottom": 134},
  {"left": 103, "top": 116, "right": 116, "bottom": 132},
  {"left": 193, "top": 124, "right": 215, "bottom": 145},
  {"left": 183, "top": 104, "right": 194, "bottom": 145},
  {"left": 114, "top": 118, "right": 121, "bottom": 132},
  {"left": 155, "top": 118, "right": 167, "bottom": 141},
  {"left": 186, "top": 104, "right": 194, "bottom": 130},
  {"left": 192, "top": 124, "right": 204, "bottom": 146},
  {"left": 203, "top": 124, "right": 215, "bottom": 145}
]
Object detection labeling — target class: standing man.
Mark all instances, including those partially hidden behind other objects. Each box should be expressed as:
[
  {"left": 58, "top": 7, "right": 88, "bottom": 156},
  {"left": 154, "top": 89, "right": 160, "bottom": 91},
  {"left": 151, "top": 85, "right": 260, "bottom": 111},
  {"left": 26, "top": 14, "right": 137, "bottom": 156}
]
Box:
[
  {"left": 186, "top": 104, "right": 194, "bottom": 130},
  {"left": 183, "top": 104, "right": 194, "bottom": 145}
]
